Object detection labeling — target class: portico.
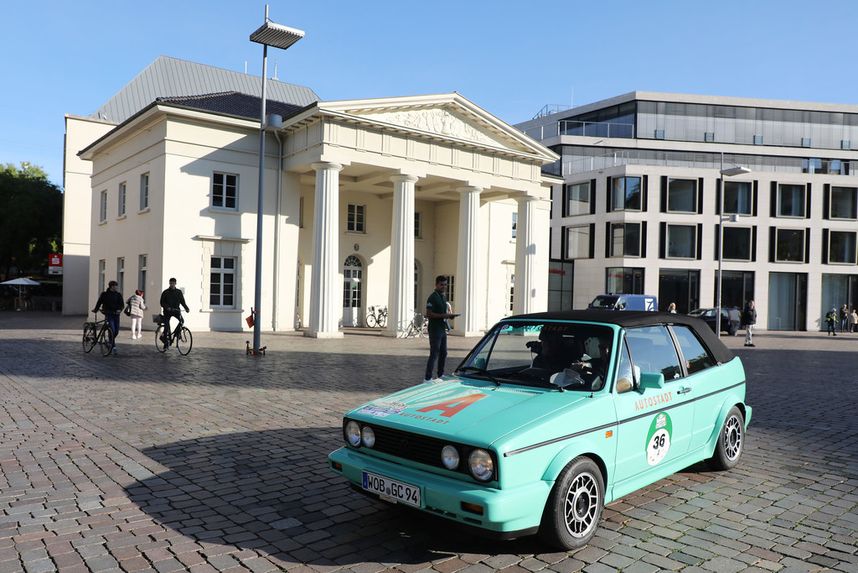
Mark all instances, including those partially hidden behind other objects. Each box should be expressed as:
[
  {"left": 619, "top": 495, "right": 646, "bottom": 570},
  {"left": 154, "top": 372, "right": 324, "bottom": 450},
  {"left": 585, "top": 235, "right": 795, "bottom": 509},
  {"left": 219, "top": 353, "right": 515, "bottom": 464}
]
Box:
[{"left": 278, "top": 94, "right": 557, "bottom": 338}]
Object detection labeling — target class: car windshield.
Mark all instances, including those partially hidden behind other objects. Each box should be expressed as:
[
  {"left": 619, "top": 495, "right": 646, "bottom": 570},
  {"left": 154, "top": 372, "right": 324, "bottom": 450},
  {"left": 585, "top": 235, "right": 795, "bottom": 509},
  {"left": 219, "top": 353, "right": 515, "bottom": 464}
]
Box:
[
  {"left": 589, "top": 296, "right": 619, "bottom": 309},
  {"left": 456, "top": 321, "right": 614, "bottom": 392},
  {"left": 689, "top": 308, "right": 716, "bottom": 318}
]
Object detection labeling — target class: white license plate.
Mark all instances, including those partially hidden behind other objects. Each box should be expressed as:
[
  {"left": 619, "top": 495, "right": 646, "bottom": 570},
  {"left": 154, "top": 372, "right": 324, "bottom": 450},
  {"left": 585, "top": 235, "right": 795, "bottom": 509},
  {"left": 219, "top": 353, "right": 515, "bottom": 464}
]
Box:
[{"left": 362, "top": 471, "right": 421, "bottom": 507}]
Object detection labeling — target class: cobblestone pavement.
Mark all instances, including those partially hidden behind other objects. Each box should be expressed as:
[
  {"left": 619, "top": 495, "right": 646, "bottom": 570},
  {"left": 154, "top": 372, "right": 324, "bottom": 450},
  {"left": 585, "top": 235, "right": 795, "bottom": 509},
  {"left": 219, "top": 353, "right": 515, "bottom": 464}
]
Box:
[{"left": 0, "top": 313, "right": 856, "bottom": 573}]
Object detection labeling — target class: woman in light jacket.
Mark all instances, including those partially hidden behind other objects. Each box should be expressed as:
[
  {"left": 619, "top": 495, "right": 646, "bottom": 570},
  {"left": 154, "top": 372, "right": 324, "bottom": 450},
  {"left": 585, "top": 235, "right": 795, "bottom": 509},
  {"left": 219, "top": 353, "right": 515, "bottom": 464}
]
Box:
[{"left": 128, "top": 289, "right": 147, "bottom": 339}]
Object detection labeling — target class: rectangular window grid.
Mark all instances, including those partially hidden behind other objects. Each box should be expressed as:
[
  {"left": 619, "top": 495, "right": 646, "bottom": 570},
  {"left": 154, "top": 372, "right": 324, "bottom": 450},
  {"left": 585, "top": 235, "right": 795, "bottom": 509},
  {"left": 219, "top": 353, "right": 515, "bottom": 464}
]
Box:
[
  {"left": 778, "top": 184, "right": 806, "bottom": 218},
  {"left": 210, "top": 256, "right": 236, "bottom": 308},
  {"left": 775, "top": 228, "right": 806, "bottom": 262},
  {"left": 116, "top": 257, "right": 124, "bottom": 293},
  {"left": 830, "top": 187, "right": 858, "bottom": 220},
  {"left": 138, "top": 254, "right": 147, "bottom": 291},
  {"left": 611, "top": 223, "right": 641, "bottom": 257},
  {"left": 565, "top": 181, "right": 590, "bottom": 216},
  {"left": 99, "top": 190, "right": 107, "bottom": 223},
  {"left": 347, "top": 204, "right": 365, "bottom": 232},
  {"left": 829, "top": 231, "right": 857, "bottom": 264},
  {"left": 666, "top": 224, "right": 696, "bottom": 259},
  {"left": 140, "top": 173, "right": 149, "bottom": 210},
  {"left": 98, "top": 259, "right": 106, "bottom": 293},
  {"left": 212, "top": 172, "right": 238, "bottom": 209},
  {"left": 414, "top": 212, "right": 422, "bottom": 238},
  {"left": 566, "top": 225, "right": 590, "bottom": 259},
  {"left": 667, "top": 178, "right": 697, "bottom": 213},
  {"left": 723, "top": 181, "right": 753, "bottom": 215},
  {"left": 118, "top": 182, "right": 126, "bottom": 217}
]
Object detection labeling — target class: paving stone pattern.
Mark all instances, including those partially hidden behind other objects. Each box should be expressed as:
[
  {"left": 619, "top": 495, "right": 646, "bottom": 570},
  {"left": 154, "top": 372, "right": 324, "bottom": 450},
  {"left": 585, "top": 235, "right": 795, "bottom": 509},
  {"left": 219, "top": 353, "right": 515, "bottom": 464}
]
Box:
[{"left": 0, "top": 315, "right": 856, "bottom": 572}]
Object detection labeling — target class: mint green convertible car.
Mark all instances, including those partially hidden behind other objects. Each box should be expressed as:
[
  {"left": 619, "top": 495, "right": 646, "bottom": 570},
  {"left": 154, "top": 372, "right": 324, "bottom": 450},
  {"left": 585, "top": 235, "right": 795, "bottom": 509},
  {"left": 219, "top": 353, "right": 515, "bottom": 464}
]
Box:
[{"left": 329, "top": 311, "right": 751, "bottom": 549}]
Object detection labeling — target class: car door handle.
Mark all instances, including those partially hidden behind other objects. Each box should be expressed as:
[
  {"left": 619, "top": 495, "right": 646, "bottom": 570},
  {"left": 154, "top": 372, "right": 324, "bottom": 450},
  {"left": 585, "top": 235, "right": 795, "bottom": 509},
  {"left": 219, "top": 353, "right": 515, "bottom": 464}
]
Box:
[{"left": 676, "top": 387, "right": 692, "bottom": 395}]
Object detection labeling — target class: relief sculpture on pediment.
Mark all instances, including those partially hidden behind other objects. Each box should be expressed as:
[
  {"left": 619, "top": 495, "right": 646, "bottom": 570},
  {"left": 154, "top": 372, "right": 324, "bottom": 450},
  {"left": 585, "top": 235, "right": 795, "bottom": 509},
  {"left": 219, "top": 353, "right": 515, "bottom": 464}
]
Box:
[{"left": 367, "top": 109, "right": 508, "bottom": 148}]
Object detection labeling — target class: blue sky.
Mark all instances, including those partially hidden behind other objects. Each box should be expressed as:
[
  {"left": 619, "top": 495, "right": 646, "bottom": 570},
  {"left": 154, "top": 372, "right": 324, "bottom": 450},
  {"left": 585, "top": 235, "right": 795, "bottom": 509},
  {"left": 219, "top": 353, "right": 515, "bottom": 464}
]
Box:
[{"left": 3, "top": 0, "right": 857, "bottom": 186}]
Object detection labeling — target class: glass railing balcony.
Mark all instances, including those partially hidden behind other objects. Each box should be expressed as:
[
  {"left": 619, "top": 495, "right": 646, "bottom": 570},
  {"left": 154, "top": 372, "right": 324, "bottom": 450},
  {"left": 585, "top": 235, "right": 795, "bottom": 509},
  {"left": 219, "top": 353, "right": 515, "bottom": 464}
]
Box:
[{"left": 522, "top": 120, "right": 636, "bottom": 141}]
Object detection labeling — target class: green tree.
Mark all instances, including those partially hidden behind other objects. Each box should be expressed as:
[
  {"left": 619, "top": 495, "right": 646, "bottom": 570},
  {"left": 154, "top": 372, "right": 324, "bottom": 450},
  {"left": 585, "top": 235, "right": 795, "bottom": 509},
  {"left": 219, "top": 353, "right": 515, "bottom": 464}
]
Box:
[{"left": 0, "top": 162, "right": 63, "bottom": 277}]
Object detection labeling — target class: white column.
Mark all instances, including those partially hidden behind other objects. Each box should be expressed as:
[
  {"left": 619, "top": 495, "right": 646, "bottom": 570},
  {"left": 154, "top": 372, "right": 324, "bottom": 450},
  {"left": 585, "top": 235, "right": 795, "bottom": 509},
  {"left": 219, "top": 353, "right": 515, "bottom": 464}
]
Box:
[
  {"left": 307, "top": 162, "right": 343, "bottom": 338},
  {"left": 454, "top": 186, "right": 483, "bottom": 336},
  {"left": 386, "top": 174, "right": 418, "bottom": 337},
  {"left": 514, "top": 194, "right": 550, "bottom": 315}
]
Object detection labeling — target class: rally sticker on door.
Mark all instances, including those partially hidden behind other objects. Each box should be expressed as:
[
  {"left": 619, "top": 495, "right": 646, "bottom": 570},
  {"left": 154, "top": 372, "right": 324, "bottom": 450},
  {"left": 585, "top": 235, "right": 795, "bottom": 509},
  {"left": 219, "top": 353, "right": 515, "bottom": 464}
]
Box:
[{"left": 645, "top": 412, "right": 672, "bottom": 466}]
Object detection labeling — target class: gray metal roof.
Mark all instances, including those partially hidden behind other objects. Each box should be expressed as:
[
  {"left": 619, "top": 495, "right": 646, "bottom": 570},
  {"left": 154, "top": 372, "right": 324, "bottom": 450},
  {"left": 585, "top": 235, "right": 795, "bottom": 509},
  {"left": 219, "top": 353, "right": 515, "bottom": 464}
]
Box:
[
  {"left": 155, "top": 92, "right": 308, "bottom": 122},
  {"left": 92, "top": 55, "right": 318, "bottom": 123}
]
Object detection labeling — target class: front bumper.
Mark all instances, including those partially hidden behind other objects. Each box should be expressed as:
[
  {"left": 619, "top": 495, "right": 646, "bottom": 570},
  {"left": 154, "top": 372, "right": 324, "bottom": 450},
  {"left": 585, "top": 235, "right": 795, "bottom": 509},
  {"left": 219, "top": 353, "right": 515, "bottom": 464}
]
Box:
[{"left": 329, "top": 447, "right": 551, "bottom": 534}]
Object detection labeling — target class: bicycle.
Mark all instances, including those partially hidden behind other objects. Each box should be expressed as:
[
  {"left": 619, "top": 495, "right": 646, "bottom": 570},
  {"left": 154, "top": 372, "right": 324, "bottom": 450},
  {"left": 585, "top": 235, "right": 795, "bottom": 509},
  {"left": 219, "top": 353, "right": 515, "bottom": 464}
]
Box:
[
  {"left": 399, "top": 311, "right": 427, "bottom": 338},
  {"left": 82, "top": 312, "right": 115, "bottom": 357},
  {"left": 366, "top": 305, "right": 388, "bottom": 328},
  {"left": 154, "top": 314, "right": 193, "bottom": 355}
]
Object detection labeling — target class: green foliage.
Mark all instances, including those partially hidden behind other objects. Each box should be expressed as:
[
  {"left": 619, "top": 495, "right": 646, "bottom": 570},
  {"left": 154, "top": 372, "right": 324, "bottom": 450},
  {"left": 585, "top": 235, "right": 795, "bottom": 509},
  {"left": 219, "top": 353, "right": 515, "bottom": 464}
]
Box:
[{"left": 0, "top": 162, "right": 63, "bottom": 277}]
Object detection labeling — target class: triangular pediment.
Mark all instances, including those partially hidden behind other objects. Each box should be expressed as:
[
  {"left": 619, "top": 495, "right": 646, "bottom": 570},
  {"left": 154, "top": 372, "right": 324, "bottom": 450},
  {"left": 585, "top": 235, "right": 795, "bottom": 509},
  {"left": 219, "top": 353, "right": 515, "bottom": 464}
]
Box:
[{"left": 317, "top": 94, "right": 557, "bottom": 161}]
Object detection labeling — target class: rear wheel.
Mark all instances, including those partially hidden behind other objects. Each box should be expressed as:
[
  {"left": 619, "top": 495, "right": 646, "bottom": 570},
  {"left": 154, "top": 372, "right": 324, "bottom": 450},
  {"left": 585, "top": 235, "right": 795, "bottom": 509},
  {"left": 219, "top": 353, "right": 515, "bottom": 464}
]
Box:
[
  {"left": 98, "top": 328, "right": 114, "bottom": 357},
  {"left": 378, "top": 313, "right": 387, "bottom": 328},
  {"left": 176, "top": 327, "right": 193, "bottom": 356},
  {"left": 539, "top": 457, "right": 604, "bottom": 550},
  {"left": 155, "top": 326, "right": 168, "bottom": 353},
  {"left": 82, "top": 324, "right": 97, "bottom": 353},
  {"left": 366, "top": 313, "right": 377, "bottom": 328},
  {"left": 709, "top": 406, "right": 745, "bottom": 470}
]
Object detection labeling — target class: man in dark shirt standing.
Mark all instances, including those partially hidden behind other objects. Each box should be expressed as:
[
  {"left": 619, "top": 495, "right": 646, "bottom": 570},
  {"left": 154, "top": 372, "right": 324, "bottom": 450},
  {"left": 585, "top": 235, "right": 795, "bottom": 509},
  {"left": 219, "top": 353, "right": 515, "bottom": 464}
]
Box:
[
  {"left": 93, "top": 280, "right": 124, "bottom": 354},
  {"left": 160, "top": 278, "right": 190, "bottom": 346},
  {"left": 424, "top": 275, "right": 458, "bottom": 382}
]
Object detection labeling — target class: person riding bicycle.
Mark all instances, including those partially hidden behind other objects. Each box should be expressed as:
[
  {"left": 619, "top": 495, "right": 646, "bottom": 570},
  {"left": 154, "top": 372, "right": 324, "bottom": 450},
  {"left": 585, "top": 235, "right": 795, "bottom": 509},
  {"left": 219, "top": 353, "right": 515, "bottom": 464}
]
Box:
[
  {"left": 93, "top": 280, "right": 124, "bottom": 354},
  {"left": 159, "top": 278, "right": 190, "bottom": 346}
]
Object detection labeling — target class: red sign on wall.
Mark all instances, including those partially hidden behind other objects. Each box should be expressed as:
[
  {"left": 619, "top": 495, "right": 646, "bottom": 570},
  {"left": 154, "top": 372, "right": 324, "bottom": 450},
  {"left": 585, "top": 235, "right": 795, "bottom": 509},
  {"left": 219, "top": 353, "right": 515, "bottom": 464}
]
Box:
[{"left": 48, "top": 253, "right": 63, "bottom": 275}]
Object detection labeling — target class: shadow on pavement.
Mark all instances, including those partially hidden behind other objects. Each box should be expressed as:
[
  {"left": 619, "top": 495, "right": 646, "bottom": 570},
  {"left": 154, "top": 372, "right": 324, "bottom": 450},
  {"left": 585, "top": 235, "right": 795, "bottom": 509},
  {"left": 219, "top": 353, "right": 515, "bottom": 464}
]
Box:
[{"left": 127, "top": 428, "right": 549, "bottom": 567}]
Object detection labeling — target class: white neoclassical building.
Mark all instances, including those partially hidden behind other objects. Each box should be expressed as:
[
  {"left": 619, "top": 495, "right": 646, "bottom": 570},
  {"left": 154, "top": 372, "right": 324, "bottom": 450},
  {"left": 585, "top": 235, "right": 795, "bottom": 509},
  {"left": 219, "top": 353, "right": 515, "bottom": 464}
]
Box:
[{"left": 65, "top": 57, "right": 557, "bottom": 337}]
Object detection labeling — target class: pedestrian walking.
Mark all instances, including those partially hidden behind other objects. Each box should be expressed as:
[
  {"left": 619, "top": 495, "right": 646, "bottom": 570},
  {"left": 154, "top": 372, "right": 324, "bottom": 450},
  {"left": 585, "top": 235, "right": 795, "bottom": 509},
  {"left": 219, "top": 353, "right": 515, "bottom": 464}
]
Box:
[
  {"left": 852, "top": 308, "right": 858, "bottom": 333},
  {"left": 424, "top": 275, "right": 459, "bottom": 382},
  {"left": 825, "top": 308, "right": 838, "bottom": 336},
  {"left": 127, "top": 289, "right": 147, "bottom": 339},
  {"left": 840, "top": 304, "right": 849, "bottom": 332},
  {"left": 93, "top": 280, "right": 123, "bottom": 354},
  {"left": 667, "top": 302, "right": 677, "bottom": 314},
  {"left": 742, "top": 300, "right": 757, "bottom": 347}
]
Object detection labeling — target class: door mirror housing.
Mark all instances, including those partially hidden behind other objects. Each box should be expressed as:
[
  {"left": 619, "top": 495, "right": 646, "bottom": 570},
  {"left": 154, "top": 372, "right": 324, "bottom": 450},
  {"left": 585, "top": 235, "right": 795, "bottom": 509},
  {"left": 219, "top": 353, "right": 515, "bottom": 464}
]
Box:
[{"left": 639, "top": 372, "right": 665, "bottom": 390}]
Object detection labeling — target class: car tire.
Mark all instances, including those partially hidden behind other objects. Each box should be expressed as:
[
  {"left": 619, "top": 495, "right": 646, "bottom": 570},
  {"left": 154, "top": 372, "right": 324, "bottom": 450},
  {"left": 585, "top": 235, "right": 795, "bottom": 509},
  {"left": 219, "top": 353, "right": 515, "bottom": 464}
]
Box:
[
  {"left": 539, "top": 456, "right": 604, "bottom": 550},
  {"left": 708, "top": 406, "right": 745, "bottom": 471}
]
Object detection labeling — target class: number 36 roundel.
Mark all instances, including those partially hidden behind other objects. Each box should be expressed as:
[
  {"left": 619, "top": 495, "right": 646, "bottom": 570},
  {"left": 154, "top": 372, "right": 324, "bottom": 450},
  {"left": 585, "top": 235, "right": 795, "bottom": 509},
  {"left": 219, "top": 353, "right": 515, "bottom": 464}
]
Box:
[{"left": 645, "top": 412, "right": 672, "bottom": 466}]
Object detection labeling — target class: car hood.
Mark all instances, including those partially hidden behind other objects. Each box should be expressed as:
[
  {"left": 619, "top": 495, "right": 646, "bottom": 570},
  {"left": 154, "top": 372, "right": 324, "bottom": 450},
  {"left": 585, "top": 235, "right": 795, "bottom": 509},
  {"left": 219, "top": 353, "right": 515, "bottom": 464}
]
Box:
[{"left": 346, "top": 377, "right": 589, "bottom": 446}]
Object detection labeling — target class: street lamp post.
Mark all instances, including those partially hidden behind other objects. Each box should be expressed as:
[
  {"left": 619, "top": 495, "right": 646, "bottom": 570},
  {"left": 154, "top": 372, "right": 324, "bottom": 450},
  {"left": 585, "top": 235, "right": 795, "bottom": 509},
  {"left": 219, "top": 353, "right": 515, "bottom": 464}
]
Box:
[
  {"left": 249, "top": 6, "right": 304, "bottom": 354},
  {"left": 717, "top": 152, "right": 751, "bottom": 337}
]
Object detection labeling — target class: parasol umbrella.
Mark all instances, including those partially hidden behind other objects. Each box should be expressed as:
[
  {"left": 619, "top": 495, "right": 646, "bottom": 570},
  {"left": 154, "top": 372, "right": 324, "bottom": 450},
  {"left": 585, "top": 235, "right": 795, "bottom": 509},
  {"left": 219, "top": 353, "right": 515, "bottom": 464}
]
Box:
[{"left": 0, "top": 277, "right": 41, "bottom": 310}]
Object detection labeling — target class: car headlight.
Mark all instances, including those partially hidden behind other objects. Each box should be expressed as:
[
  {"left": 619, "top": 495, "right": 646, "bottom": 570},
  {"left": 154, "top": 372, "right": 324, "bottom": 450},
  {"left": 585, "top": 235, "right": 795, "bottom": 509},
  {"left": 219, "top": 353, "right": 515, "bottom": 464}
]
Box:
[
  {"left": 441, "top": 445, "right": 460, "bottom": 470},
  {"left": 468, "top": 448, "right": 494, "bottom": 481},
  {"left": 361, "top": 426, "right": 375, "bottom": 448},
  {"left": 345, "top": 421, "right": 361, "bottom": 447}
]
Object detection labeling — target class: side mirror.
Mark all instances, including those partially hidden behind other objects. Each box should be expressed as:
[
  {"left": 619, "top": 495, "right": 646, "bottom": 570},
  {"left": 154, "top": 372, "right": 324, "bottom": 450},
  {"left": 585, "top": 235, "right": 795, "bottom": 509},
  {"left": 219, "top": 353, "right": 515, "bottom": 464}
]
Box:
[{"left": 639, "top": 372, "right": 665, "bottom": 390}]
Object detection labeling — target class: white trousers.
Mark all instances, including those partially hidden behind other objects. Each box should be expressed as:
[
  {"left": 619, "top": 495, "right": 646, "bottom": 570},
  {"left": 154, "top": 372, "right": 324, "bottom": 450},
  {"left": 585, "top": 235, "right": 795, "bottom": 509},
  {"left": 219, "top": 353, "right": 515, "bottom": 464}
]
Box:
[
  {"left": 744, "top": 324, "right": 754, "bottom": 345},
  {"left": 130, "top": 316, "right": 142, "bottom": 337}
]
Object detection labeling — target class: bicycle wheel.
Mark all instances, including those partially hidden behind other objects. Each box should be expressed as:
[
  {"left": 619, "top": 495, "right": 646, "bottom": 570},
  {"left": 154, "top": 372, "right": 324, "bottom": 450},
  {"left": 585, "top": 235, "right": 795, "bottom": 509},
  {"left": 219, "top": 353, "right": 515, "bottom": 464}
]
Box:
[
  {"left": 366, "top": 313, "right": 377, "bottom": 328},
  {"left": 155, "top": 325, "right": 168, "bottom": 353},
  {"left": 98, "top": 328, "right": 114, "bottom": 357},
  {"left": 176, "top": 327, "right": 193, "bottom": 356},
  {"left": 378, "top": 313, "right": 387, "bottom": 328},
  {"left": 82, "top": 324, "right": 97, "bottom": 353}
]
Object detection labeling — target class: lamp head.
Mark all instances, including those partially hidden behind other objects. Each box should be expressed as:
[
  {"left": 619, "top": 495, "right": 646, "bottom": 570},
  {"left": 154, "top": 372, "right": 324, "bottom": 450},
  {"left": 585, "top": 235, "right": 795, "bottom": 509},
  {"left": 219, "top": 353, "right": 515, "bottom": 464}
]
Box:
[{"left": 250, "top": 21, "right": 304, "bottom": 50}]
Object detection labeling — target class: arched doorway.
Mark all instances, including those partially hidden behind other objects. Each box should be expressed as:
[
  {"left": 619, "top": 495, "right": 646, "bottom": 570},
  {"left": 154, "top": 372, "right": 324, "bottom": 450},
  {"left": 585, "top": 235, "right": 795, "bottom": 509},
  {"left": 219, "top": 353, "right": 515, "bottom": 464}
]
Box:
[{"left": 342, "top": 255, "right": 363, "bottom": 327}]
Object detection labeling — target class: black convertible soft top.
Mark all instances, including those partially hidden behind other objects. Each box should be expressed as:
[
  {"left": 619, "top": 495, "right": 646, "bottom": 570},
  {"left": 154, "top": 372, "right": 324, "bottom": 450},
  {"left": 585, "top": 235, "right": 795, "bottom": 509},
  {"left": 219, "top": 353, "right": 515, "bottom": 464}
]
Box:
[{"left": 508, "top": 310, "right": 735, "bottom": 365}]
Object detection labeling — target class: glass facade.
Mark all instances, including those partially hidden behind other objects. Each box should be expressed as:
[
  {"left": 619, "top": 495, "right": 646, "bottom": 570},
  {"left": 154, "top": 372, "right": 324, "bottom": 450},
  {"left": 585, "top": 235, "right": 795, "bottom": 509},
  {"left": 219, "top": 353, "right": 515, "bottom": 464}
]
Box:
[
  {"left": 666, "top": 225, "right": 696, "bottom": 259},
  {"left": 723, "top": 181, "right": 753, "bottom": 215},
  {"left": 830, "top": 187, "right": 858, "bottom": 219},
  {"left": 611, "top": 223, "right": 641, "bottom": 257},
  {"left": 722, "top": 227, "right": 752, "bottom": 261},
  {"left": 611, "top": 177, "right": 641, "bottom": 211},
  {"left": 566, "top": 225, "right": 590, "bottom": 259},
  {"left": 606, "top": 267, "right": 644, "bottom": 294},
  {"left": 777, "top": 184, "right": 806, "bottom": 217},
  {"left": 548, "top": 260, "right": 574, "bottom": 311},
  {"left": 829, "top": 231, "right": 857, "bottom": 264},
  {"left": 667, "top": 178, "right": 696, "bottom": 212}
]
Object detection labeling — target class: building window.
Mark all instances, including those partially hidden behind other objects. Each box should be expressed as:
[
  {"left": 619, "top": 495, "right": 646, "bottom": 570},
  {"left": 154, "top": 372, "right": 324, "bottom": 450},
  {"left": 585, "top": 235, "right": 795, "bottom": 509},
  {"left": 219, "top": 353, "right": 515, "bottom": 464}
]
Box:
[
  {"left": 801, "top": 137, "right": 812, "bottom": 148},
  {"left": 347, "top": 204, "right": 365, "bottom": 232},
  {"left": 566, "top": 225, "right": 590, "bottom": 259},
  {"left": 775, "top": 228, "right": 806, "bottom": 263},
  {"left": 548, "top": 260, "right": 574, "bottom": 311},
  {"left": 511, "top": 212, "right": 517, "bottom": 239},
  {"left": 829, "top": 231, "right": 857, "bottom": 264},
  {"left": 444, "top": 275, "right": 455, "bottom": 303},
  {"left": 830, "top": 187, "right": 858, "bottom": 220},
  {"left": 138, "top": 254, "right": 147, "bottom": 291},
  {"left": 118, "top": 182, "right": 126, "bottom": 217},
  {"left": 116, "top": 257, "right": 124, "bottom": 293},
  {"left": 666, "top": 224, "right": 696, "bottom": 259},
  {"left": 606, "top": 267, "right": 644, "bottom": 294},
  {"left": 842, "top": 139, "right": 851, "bottom": 150},
  {"left": 299, "top": 196, "right": 304, "bottom": 228},
  {"left": 210, "top": 256, "right": 236, "bottom": 308},
  {"left": 654, "top": 129, "right": 665, "bottom": 140},
  {"left": 611, "top": 177, "right": 642, "bottom": 211},
  {"left": 777, "top": 184, "right": 806, "bottom": 218},
  {"left": 802, "top": 158, "right": 822, "bottom": 174},
  {"left": 611, "top": 223, "right": 641, "bottom": 257},
  {"left": 704, "top": 132, "right": 715, "bottom": 143},
  {"left": 722, "top": 227, "right": 752, "bottom": 261},
  {"left": 98, "top": 259, "right": 106, "bottom": 293},
  {"left": 667, "top": 178, "right": 697, "bottom": 213},
  {"left": 212, "top": 172, "right": 238, "bottom": 210},
  {"left": 415, "top": 212, "right": 422, "bottom": 238},
  {"left": 99, "top": 190, "right": 107, "bottom": 223},
  {"left": 564, "top": 181, "right": 590, "bottom": 216},
  {"left": 140, "top": 173, "right": 149, "bottom": 210},
  {"left": 724, "top": 181, "right": 753, "bottom": 215},
  {"left": 753, "top": 135, "right": 763, "bottom": 145}
]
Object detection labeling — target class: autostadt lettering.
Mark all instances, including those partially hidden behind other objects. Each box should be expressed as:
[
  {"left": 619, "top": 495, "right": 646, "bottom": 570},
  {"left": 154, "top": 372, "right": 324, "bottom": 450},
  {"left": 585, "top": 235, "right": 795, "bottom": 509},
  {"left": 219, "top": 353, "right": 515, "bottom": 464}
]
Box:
[{"left": 635, "top": 392, "right": 672, "bottom": 411}]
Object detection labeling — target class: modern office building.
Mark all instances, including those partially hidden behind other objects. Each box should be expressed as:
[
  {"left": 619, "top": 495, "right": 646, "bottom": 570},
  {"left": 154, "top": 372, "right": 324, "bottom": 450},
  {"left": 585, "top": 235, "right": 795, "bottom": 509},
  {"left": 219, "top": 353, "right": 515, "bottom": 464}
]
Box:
[
  {"left": 517, "top": 92, "right": 858, "bottom": 331},
  {"left": 64, "top": 56, "right": 556, "bottom": 337}
]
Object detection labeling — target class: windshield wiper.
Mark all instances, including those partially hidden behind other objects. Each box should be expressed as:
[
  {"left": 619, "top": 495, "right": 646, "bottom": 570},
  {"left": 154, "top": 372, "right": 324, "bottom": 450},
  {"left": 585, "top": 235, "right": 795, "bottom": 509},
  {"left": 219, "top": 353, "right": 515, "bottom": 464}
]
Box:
[{"left": 456, "top": 366, "right": 501, "bottom": 387}]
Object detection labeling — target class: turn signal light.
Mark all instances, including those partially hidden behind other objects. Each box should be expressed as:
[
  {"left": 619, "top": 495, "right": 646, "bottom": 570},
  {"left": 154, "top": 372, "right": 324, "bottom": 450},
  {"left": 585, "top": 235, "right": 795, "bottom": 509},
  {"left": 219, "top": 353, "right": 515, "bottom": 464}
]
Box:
[
  {"left": 331, "top": 461, "right": 342, "bottom": 471},
  {"left": 460, "top": 502, "right": 484, "bottom": 515}
]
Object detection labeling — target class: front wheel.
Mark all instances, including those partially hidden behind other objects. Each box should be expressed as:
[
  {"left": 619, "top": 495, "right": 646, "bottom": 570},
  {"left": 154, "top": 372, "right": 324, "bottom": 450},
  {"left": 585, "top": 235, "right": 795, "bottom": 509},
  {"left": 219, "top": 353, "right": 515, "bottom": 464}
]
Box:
[
  {"left": 82, "top": 324, "right": 97, "bottom": 353},
  {"left": 366, "top": 314, "right": 377, "bottom": 328},
  {"left": 378, "top": 313, "right": 387, "bottom": 328},
  {"left": 176, "top": 327, "right": 193, "bottom": 355},
  {"left": 539, "top": 457, "right": 604, "bottom": 550},
  {"left": 98, "top": 328, "right": 114, "bottom": 357},
  {"left": 708, "top": 406, "right": 745, "bottom": 470},
  {"left": 155, "top": 326, "right": 168, "bottom": 353}
]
